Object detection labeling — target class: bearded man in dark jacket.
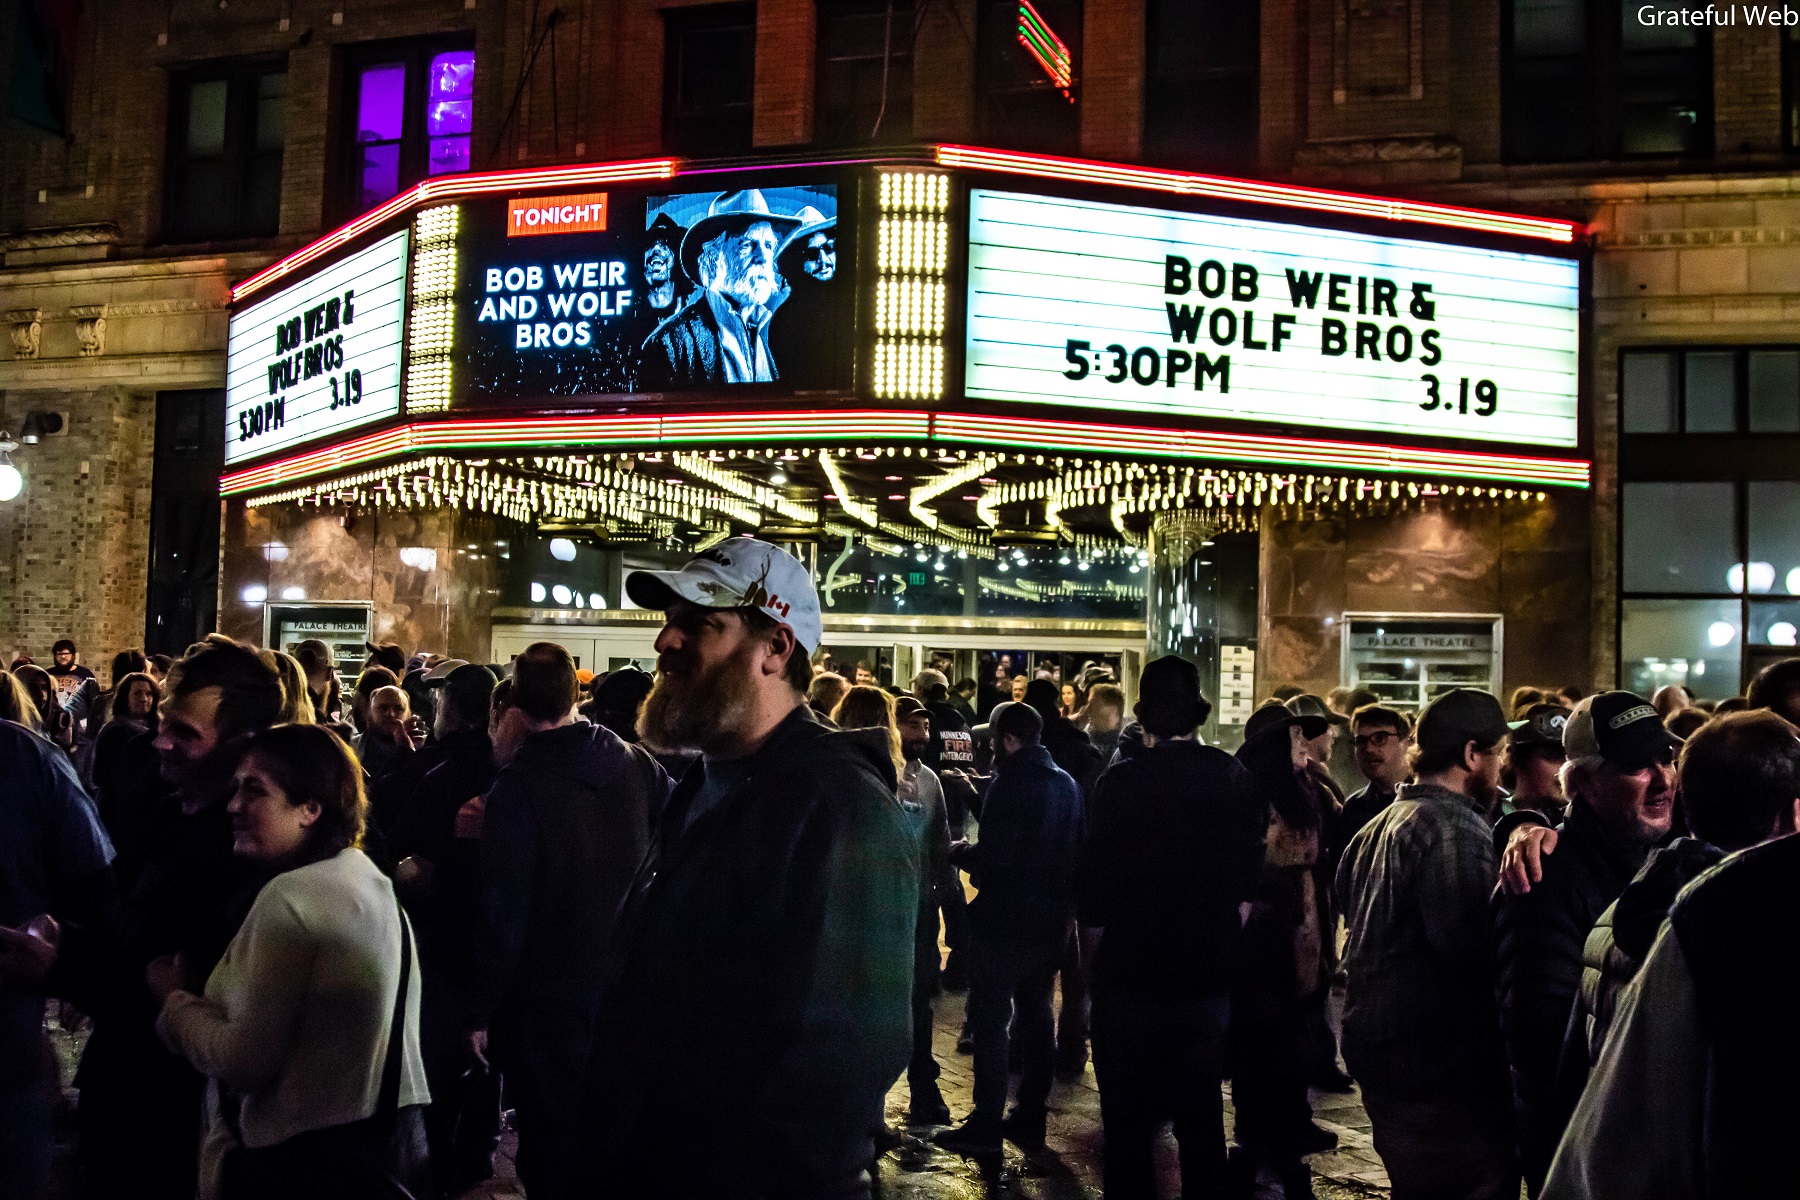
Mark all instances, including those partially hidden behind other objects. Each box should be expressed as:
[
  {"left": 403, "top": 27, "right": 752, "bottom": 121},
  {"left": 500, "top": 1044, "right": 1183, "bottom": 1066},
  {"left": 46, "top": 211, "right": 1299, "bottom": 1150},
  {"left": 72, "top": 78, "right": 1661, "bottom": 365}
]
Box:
[
  {"left": 1489, "top": 692, "right": 1677, "bottom": 1196},
  {"left": 580, "top": 539, "right": 917, "bottom": 1199}
]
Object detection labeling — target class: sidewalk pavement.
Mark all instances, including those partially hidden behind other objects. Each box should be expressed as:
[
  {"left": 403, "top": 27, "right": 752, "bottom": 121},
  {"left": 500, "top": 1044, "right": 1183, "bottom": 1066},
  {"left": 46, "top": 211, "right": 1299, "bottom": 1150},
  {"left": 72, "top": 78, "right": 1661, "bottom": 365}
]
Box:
[{"left": 456, "top": 987, "right": 1392, "bottom": 1200}]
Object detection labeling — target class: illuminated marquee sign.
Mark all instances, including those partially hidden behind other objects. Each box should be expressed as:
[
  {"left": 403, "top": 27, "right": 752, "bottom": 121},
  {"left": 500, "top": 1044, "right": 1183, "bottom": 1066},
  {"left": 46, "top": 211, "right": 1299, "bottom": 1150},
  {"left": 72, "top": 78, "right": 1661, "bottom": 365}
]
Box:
[
  {"left": 965, "top": 189, "right": 1580, "bottom": 449},
  {"left": 225, "top": 230, "right": 408, "bottom": 466},
  {"left": 458, "top": 182, "right": 851, "bottom": 401},
  {"left": 507, "top": 191, "right": 609, "bottom": 237}
]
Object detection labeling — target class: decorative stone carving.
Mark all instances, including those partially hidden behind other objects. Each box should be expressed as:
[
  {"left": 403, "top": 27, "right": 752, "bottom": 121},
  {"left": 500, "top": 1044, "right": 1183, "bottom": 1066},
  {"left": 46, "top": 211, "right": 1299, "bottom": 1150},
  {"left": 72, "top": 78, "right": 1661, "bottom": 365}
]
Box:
[
  {"left": 3, "top": 309, "right": 42, "bottom": 359},
  {"left": 0, "top": 223, "right": 123, "bottom": 252},
  {"left": 69, "top": 304, "right": 108, "bottom": 357}
]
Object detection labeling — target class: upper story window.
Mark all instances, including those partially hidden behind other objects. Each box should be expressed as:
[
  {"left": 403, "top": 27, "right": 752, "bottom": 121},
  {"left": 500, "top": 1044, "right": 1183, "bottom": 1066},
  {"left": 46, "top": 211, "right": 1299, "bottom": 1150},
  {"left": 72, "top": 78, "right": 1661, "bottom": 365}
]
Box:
[
  {"left": 341, "top": 40, "right": 475, "bottom": 218},
  {"left": 1142, "top": 0, "right": 1259, "bottom": 170},
  {"left": 1503, "top": 0, "right": 1710, "bottom": 163},
  {"left": 978, "top": 0, "right": 1080, "bottom": 153},
  {"left": 166, "top": 61, "right": 286, "bottom": 243},
  {"left": 1622, "top": 347, "right": 1800, "bottom": 434},
  {"left": 664, "top": 4, "right": 756, "bottom": 156},
  {"left": 816, "top": 0, "right": 915, "bottom": 145}
]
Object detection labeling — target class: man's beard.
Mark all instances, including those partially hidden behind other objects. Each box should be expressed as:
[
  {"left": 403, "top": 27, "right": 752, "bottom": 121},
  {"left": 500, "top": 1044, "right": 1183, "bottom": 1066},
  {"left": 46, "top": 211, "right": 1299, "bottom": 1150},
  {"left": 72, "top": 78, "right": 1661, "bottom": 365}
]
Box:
[
  {"left": 638, "top": 643, "right": 761, "bottom": 755},
  {"left": 721, "top": 253, "right": 778, "bottom": 310}
]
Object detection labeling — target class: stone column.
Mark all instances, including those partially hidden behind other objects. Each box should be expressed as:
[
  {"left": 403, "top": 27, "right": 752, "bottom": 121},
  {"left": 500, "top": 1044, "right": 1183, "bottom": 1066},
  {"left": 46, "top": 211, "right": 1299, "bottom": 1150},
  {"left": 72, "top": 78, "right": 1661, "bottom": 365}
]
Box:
[{"left": 1146, "top": 508, "right": 1221, "bottom": 741}]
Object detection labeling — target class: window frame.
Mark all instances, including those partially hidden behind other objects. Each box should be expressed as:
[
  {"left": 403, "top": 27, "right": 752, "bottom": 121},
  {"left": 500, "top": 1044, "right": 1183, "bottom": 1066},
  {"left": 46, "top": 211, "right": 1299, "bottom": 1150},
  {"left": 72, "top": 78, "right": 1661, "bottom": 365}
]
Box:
[
  {"left": 1616, "top": 342, "right": 1800, "bottom": 694},
  {"left": 662, "top": 3, "right": 758, "bottom": 157},
  {"left": 814, "top": 0, "right": 917, "bottom": 147},
  {"left": 1501, "top": 0, "right": 1713, "bottom": 165},
  {"left": 334, "top": 35, "right": 476, "bottom": 224},
  {"left": 1141, "top": 0, "right": 1260, "bottom": 171},
  {"left": 163, "top": 57, "right": 289, "bottom": 246}
]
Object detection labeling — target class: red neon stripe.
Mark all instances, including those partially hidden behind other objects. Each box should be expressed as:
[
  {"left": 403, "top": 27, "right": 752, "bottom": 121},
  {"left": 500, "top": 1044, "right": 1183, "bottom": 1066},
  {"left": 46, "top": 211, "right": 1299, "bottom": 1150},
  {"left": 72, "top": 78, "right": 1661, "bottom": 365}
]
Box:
[
  {"left": 219, "top": 411, "right": 936, "bottom": 494},
  {"left": 220, "top": 409, "right": 1589, "bottom": 495},
  {"left": 936, "top": 146, "right": 1582, "bottom": 243},
  {"left": 231, "top": 158, "right": 677, "bottom": 304}
]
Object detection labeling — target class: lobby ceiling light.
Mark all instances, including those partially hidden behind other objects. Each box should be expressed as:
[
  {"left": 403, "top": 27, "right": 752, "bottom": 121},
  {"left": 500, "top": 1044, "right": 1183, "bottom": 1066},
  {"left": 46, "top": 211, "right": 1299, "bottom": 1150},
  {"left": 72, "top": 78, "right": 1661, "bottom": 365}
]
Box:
[{"left": 0, "top": 433, "right": 21, "bottom": 503}]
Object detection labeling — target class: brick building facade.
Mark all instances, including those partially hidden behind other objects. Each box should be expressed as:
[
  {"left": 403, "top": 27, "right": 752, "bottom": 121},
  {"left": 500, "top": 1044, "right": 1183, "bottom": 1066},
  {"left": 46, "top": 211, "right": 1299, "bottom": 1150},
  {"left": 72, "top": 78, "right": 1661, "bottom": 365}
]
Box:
[{"left": 1, "top": 0, "right": 1793, "bottom": 696}]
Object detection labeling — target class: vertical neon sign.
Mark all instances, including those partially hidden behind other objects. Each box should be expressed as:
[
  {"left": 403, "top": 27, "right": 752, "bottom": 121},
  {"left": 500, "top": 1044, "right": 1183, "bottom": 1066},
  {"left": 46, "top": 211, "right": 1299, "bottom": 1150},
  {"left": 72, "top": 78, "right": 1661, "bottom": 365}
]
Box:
[{"left": 1017, "top": 1, "right": 1074, "bottom": 100}]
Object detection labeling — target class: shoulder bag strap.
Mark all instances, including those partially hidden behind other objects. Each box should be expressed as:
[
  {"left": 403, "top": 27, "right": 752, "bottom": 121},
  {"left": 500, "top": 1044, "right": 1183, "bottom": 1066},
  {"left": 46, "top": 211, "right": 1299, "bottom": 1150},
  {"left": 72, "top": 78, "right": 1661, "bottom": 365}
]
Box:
[{"left": 374, "top": 893, "right": 413, "bottom": 1124}]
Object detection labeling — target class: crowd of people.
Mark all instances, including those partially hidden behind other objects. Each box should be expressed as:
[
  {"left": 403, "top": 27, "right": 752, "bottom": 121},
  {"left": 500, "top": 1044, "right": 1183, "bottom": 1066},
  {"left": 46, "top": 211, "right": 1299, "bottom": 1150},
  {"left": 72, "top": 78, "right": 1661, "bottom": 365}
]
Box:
[{"left": 5, "top": 541, "right": 1800, "bottom": 1200}]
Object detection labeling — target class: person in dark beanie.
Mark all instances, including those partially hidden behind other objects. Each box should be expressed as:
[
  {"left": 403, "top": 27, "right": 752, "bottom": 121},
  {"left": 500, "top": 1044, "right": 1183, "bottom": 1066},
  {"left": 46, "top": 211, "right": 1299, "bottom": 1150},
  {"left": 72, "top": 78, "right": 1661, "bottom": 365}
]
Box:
[
  {"left": 47, "top": 638, "right": 101, "bottom": 730},
  {"left": 466, "top": 642, "right": 669, "bottom": 1200},
  {"left": 935, "top": 700, "right": 1084, "bottom": 1155},
  {"left": 1336, "top": 689, "right": 1518, "bottom": 1200},
  {"left": 1078, "top": 656, "right": 1264, "bottom": 1199},
  {"left": 58, "top": 638, "right": 284, "bottom": 1200},
  {"left": 1542, "top": 710, "right": 1800, "bottom": 1199},
  {"left": 364, "top": 641, "right": 407, "bottom": 677}
]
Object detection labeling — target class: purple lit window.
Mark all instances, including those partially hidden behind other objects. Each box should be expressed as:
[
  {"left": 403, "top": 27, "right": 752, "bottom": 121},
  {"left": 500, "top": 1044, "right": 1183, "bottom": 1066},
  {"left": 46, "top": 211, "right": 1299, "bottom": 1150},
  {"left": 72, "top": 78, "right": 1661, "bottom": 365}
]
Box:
[
  {"left": 349, "top": 48, "right": 474, "bottom": 213},
  {"left": 427, "top": 50, "right": 475, "bottom": 175},
  {"left": 355, "top": 63, "right": 407, "bottom": 209}
]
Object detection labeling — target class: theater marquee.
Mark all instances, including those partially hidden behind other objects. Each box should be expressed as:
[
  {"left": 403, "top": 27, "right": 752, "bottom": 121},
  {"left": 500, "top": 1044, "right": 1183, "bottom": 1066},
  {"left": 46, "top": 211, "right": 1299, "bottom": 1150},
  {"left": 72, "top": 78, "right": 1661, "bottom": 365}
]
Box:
[
  {"left": 964, "top": 189, "right": 1581, "bottom": 449},
  {"left": 223, "top": 229, "right": 408, "bottom": 466}
]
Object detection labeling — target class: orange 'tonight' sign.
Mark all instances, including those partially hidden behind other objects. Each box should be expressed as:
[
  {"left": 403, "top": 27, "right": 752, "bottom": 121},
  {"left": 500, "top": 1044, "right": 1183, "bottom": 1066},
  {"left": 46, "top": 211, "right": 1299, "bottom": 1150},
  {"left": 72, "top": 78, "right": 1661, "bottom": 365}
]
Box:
[{"left": 507, "top": 192, "right": 610, "bottom": 237}]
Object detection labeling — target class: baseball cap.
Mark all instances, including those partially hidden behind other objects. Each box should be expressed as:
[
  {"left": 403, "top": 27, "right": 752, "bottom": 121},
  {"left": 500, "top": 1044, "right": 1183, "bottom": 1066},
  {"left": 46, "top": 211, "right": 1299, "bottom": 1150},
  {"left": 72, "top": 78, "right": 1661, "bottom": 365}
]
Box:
[
  {"left": 624, "top": 536, "right": 822, "bottom": 652},
  {"left": 435, "top": 662, "right": 497, "bottom": 719},
  {"left": 894, "top": 696, "right": 929, "bottom": 721},
  {"left": 1563, "top": 691, "right": 1681, "bottom": 770},
  {"left": 1509, "top": 703, "right": 1572, "bottom": 752},
  {"left": 1415, "top": 689, "right": 1512, "bottom": 758},
  {"left": 423, "top": 658, "right": 470, "bottom": 683}
]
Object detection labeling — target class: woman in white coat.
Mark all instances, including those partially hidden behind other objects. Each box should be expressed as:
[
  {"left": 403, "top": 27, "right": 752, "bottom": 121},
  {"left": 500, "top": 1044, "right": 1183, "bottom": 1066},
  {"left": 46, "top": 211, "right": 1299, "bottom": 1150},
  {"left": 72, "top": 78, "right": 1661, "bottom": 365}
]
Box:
[{"left": 149, "top": 723, "right": 431, "bottom": 1199}]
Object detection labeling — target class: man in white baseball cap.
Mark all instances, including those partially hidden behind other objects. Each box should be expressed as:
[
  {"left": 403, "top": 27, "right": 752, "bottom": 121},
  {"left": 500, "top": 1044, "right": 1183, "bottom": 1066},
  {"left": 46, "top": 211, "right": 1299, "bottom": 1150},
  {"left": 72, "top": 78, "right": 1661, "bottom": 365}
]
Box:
[{"left": 582, "top": 536, "right": 918, "bottom": 1196}]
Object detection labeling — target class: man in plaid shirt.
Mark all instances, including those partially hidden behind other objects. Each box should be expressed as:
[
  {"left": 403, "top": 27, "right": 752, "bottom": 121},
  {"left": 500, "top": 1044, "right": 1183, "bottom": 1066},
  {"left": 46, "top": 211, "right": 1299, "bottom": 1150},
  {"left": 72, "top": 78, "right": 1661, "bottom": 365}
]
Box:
[{"left": 1336, "top": 689, "right": 1520, "bottom": 1200}]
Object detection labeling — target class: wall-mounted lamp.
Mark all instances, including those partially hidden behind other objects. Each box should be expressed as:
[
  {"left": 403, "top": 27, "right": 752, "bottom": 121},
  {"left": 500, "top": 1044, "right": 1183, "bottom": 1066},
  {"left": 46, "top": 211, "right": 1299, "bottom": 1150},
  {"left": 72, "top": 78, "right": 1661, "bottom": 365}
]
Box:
[{"left": 19, "top": 411, "right": 63, "bottom": 444}]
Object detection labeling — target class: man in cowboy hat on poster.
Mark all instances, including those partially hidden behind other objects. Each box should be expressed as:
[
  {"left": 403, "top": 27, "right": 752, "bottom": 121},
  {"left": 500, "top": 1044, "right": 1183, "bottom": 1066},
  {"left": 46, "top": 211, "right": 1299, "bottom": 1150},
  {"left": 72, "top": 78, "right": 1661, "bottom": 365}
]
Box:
[
  {"left": 643, "top": 211, "right": 688, "bottom": 320},
  {"left": 770, "top": 203, "right": 840, "bottom": 379},
  {"left": 640, "top": 189, "right": 802, "bottom": 387}
]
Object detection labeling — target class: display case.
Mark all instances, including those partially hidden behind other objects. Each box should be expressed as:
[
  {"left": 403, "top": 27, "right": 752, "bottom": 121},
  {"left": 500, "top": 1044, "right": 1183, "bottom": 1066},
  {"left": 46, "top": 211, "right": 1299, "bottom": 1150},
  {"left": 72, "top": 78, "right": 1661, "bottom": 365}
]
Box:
[
  {"left": 1342, "top": 614, "right": 1503, "bottom": 714},
  {"left": 265, "top": 603, "right": 374, "bottom": 690}
]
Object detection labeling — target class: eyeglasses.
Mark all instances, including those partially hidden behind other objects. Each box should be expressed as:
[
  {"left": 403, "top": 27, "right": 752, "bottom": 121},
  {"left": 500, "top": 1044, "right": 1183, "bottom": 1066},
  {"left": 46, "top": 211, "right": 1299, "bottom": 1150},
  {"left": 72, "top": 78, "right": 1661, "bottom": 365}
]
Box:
[{"left": 1353, "top": 731, "right": 1402, "bottom": 749}]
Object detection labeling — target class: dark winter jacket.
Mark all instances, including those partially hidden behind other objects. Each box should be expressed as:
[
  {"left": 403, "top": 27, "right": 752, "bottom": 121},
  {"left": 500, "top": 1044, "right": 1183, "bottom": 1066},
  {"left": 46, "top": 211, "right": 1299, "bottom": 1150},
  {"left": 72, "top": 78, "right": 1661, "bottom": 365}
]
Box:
[
  {"left": 1336, "top": 780, "right": 1398, "bottom": 853},
  {"left": 1490, "top": 799, "right": 1661, "bottom": 1193},
  {"left": 962, "top": 743, "right": 1084, "bottom": 948},
  {"left": 1077, "top": 740, "right": 1264, "bottom": 999},
  {"left": 580, "top": 705, "right": 918, "bottom": 1199},
  {"left": 1563, "top": 836, "right": 1725, "bottom": 1091},
  {"left": 1669, "top": 833, "right": 1800, "bottom": 1197},
  {"left": 1040, "top": 712, "right": 1106, "bottom": 800},
  {"left": 468, "top": 720, "right": 669, "bottom": 1075}
]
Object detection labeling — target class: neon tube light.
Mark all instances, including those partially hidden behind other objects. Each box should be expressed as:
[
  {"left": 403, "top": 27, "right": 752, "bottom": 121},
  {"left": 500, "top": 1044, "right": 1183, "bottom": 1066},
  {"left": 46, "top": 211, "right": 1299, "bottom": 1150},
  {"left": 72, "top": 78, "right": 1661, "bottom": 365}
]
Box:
[
  {"left": 1017, "top": 2, "right": 1073, "bottom": 98},
  {"left": 932, "top": 413, "right": 1591, "bottom": 486},
  {"left": 218, "top": 411, "right": 934, "bottom": 494},
  {"left": 935, "top": 146, "right": 1582, "bottom": 244},
  {"left": 232, "top": 158, "right": 677, "bottom": 304},
  {"left": 221, "top": 409, "right": 1589, "bottom": 495}
]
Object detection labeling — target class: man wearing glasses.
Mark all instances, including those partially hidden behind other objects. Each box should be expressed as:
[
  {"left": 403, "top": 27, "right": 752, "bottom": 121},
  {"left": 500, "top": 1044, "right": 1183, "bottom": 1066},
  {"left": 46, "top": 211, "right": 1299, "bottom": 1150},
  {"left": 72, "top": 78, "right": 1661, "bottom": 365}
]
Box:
[
  {"left": 1489, "top": 693, "right": 1679, "bottom": 1197},
  {"left": 1337, "top": 704, "right": 1413, "bottom": 848}
]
